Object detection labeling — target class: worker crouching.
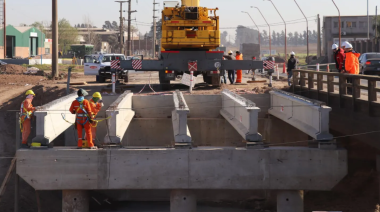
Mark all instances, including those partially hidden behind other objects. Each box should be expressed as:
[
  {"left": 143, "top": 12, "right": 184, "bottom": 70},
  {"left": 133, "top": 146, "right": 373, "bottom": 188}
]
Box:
[
  {"left": 20, "top": 90, "right": 36, "bottom": 148},
  {"left": 69, "top": 89, "right": 97, "bottom": 149},
  {"left": 87, "top": 92, "right": 103, "bottom": 146}
]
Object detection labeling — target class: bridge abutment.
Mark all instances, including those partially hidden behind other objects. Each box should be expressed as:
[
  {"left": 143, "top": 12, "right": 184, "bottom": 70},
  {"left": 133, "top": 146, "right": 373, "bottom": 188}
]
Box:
[
  {"left": 170, "top": 189, "right": 197, "bottom": 212},
  {"left": 62, "top": 190, "right": 89, "bottom": 212},
  {"left": 277, "top": 190, "right": 304, "bottom": 212}
]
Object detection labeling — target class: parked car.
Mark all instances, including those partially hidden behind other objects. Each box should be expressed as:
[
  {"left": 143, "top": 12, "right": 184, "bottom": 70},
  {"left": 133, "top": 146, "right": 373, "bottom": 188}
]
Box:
[
  {"left": 362, "top": 59, "right": 380, "bottom": 75},
  {"left": 358, "top": 53, "right": 380, "bottom": 74}
]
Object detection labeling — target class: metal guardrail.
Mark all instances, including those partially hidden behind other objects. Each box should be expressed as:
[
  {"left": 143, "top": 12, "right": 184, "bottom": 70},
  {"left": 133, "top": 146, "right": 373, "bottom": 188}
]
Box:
[{"left": 293, "top": 69, "right": 380, "bottom": 116}]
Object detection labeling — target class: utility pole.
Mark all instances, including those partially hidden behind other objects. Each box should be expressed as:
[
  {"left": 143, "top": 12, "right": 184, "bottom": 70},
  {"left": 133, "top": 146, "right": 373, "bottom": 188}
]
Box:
[
  {"left": 3, "top": 0, "right": 6, "bottom": 59},
  {"left": 376, "top": 6, "right": 378, "bottom": 44},
  {"left": 367, "top": 0, "right": 369, "bottom": 40},
  {"left": 294, "top": 0, "right": 308, "bottom": 60},
  {"left": 115, "top": 1, "right": 127, "bottom": 54},
  {"left": 52, "top": 0, "right": 58, "bottom": 78},
  {"left": 317, "top": 14, "right": 321, "bottom": 57},
  {"left": 153, "top": 0, "right": 159, "bottom": 58},
  {"left": 139, "top": 32, "right": 141, "bottom": 54},
  {"left": 127, "top": 0, "right": 131, "bottom": 56},
  {"left": 145, "top": 33, "right": 147, "bottom": 57}
]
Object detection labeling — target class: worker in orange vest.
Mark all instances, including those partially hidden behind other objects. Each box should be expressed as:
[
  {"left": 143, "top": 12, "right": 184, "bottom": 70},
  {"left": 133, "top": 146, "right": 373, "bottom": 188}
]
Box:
[
  {"left": 20, "top": 90, "right": 37, "bottom": 148},
  {"left": 235, "top": 51, "right": 243, "bottom": 83},
  {"left": 342, "top": 42, "right": 360, "bottom": 95},
  {"left": 86, "top": 92, "right": 104, "bottom": 145},
  {"left": 69, "top": 89, "right": 96, "bottom": 149}
]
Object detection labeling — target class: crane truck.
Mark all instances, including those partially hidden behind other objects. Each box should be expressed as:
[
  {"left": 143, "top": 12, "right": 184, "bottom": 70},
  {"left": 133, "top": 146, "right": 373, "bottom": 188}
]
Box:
[{"left": 121, "top": 0, "right": 263, "bottom": 90}]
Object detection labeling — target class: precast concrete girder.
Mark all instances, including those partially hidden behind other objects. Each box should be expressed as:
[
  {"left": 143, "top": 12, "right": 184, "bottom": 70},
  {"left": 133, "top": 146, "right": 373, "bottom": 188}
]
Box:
[
  {"left": 32, "top": 92, "right": 77, "bottom": 145},
  {"left": 104, "top": 91, "right": 135, "bottom": 144},
  {"left": 172, "top": 90, "right": 192, "bottom": 146},
  {"left": 268, "top": 90, "right": 333, "bottom": 141},
  {"left": 220, "top": 89, "right": 262, "bottom": 142},
  {"left": 16, "top": 147, "right": 347, "bottom": 191}
]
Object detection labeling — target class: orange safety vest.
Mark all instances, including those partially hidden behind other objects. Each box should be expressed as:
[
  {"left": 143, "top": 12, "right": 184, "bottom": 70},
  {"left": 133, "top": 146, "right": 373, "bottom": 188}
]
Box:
[{"left": 345, "top": 51, "right": 361, "bottom": 75}]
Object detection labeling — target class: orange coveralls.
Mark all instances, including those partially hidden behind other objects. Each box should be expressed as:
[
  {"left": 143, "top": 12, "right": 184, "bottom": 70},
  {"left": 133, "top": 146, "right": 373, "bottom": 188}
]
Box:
[
  {"left": 345, "top": 51, "right": 361, "bottom": 75},
  {"left": 235, "top": 54, "right": 243, "bottom": 83},
  {"left": 21, "top": 99, "right": 35, "bottom": 144},
  {"left": 88, "top": 99, "right": 102, "bottom": 143},
  {"left": 69, "top": 99, "right": 94, "bottom": 147}
]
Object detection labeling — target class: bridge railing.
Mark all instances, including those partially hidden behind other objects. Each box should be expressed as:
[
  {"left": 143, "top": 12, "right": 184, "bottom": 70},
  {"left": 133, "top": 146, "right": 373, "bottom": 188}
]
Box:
[{"left": 292, "top": 69, "right": 380, "bottom": 116}]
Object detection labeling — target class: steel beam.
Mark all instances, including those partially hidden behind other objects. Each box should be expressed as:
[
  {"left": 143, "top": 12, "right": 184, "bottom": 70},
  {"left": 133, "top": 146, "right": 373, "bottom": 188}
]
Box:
[
  {"left": 32, "top": 92, "right": 77, "bottom": 145},
  {"left": 268, "top": 90, "right": 333, "bottom": 141},
  {"left": 104, "top": 91, "right": 135, "bottom": 144},
  {"left": 220, "top": 90, "right": 262, "bottom": 142},
  {"left": 172, "top": 90, "right": 192, "bottom": 147}
]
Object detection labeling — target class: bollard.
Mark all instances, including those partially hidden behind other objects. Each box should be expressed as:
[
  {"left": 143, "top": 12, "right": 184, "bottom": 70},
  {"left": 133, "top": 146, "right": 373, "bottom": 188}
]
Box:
[
  {"left": 276, "top": 64, "right": 279, "bottom": 81},
  {"left": 112, "top": 73, "right": 116, "bottom": 93},
  {"left": 283, "top": 62, "right": 286, "bottom": 73},
  {"left": 317, "top": 63, "right": 320, "bottom": 72},
  {"left": 327, "top": 65, "right": 330, "bottom": 72},
  {"left": 66, "top": 68, "right": 72, "bottom": 95},
  {"left": 190, "top": 71, "right": 194, "bottom": 93}
]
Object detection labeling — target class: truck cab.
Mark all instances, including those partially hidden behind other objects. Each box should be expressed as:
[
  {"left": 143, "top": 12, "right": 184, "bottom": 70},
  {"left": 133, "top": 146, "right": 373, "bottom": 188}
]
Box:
[{"left": 84, "top": 53, "right": 133, "bottom": 83}]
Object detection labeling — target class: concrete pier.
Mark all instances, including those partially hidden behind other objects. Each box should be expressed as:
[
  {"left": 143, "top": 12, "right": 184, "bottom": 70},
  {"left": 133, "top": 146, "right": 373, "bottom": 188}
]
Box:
[
  {"left": 170, "top": 190, "right": 196, "bottom": 212},
  {"left": 172, "top": 90, "right": 192, "bottom": 146},
  {"left": 277, "top": 190, "right": 303, "bottom": 212},
  {"left": 62, "top": 190, "right": 89, "bottom": 212}
]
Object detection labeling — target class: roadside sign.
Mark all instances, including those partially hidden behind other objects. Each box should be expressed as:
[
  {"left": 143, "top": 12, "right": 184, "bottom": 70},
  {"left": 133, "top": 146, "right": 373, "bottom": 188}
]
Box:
[{"left": 181, "top": 73, "right": 196, "bottom": 88}]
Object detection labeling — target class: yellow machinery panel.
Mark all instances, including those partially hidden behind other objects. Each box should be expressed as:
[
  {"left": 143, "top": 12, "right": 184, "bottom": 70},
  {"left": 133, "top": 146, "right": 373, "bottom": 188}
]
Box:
[
  {"left": 181, "top": 0, "right": 199, "bottom": 7},
  {"left": 161, "top": 1, "right": 220, "bottom": 51}
]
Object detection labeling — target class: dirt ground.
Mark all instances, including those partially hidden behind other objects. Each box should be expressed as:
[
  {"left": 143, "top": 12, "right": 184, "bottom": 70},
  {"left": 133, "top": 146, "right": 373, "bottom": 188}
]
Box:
[{"left": 0, "top": 65, "right": 380, "bottom": 211}]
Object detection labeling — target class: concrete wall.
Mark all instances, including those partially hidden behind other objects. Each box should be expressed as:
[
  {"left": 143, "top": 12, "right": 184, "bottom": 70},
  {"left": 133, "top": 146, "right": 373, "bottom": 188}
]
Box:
[{"left": 16, "top": 147, "right": 347, "bottom": 191}]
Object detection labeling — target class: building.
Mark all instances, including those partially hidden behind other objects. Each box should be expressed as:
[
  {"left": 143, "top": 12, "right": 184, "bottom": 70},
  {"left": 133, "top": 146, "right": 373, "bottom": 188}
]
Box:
[
  {"left": 0, "top": 25, "right": 45, "bottom": 59},
  {"left": 323, "top": 15, "right": 376, "bottom": 62}
]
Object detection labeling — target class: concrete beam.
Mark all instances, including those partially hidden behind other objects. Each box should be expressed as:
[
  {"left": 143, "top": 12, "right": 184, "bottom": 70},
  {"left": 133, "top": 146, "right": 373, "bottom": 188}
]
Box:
[
  {"left": 220, "top": 89, "right": 262, "bottom": 142},
  {"left": 32, "top": 92, "right": 78, "bottom": 145},
  {"left": 16, "top": 147, "right": 347, "bottom": 191},
  {"left": 172, "top": 90, "right": 192, "bottom": 146},
  {"left": 268, "top": 90, "right": 333, "bottom": 141},
  {"left": 104, "top": 91, "right": 135, "bottom": 144}
]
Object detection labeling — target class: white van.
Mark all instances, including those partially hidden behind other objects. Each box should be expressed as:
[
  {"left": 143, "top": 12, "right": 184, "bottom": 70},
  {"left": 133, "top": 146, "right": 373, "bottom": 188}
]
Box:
[{"left": 84, "top": 53, "right": 126, "bottom": 75}]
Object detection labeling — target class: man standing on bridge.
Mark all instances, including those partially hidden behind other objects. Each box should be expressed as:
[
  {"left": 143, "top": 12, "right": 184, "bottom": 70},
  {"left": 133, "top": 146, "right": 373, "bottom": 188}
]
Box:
[
  {"left": 69, "top": 89, "right": 96, "bottom": 149},
  {"left": 332, "top": 44, "right": 345, "bottom": 72},
  {"left": 343, "top": 42, "right": 360, "bottom": 95},
  {"left": 287, "top": 52, "right": 298, "bottom": 86},
  {"left": 223, "top": 50, "right": 236, "bottom": 84},
  {"left": 235, "top": 51, "right": 243, "bottom": 83},
  {"left": 20, "top": 90, "right": 37, "bottom": 148}
]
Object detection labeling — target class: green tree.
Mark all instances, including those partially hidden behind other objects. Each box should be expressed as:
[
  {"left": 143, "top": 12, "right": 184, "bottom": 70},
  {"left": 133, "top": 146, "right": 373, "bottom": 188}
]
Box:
[{"left": 58, "top": 19, "right": 78, "bottom": 53}]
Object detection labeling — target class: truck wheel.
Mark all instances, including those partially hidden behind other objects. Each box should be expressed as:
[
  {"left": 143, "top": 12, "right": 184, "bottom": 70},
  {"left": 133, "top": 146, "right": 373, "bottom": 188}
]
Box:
[
  {"left": 159, "top": 72, "right": 171, "bottom": 90},
  {"left": 202, "top": 74, "right": 212, "bottom": 84},
  {"left": 211, "top": 75, "right": 221, "bottom": 87},
  {"left": 99, "top": 75, "right": 106, "bottom": 83}
]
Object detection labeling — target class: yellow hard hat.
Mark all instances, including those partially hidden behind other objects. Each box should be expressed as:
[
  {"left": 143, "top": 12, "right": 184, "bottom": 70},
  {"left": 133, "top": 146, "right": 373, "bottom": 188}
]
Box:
[
  {"left": 25, "top": 90, "right": 35, "bottom": 96},
  {"left": 92, "top": 92, "right": 102, "bottom": 98}
]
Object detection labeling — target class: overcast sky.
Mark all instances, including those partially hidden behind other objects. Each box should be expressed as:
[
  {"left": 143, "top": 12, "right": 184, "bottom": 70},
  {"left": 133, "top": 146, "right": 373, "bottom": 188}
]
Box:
[{"left": 6, "top": 0, "right": 379, "bottom": 40}]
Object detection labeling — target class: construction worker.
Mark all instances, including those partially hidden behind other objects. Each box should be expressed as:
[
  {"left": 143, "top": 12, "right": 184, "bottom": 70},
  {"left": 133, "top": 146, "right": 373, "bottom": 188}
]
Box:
[
  {"left": 332, "top": 44, "right": 345, "bottom": 72},
  {"left": 20, "top": 90, "right": 36, "bottom": 148},
  {"left": 343, "top": 42, "right": 360, "bottom": 94},
  {"left": 287, "top": 52, "right": 298, "bottom": 86},
  {"left": 223, "top": 50, "right": 236, "bottom": 84},
  {"left": 87, "top": 92, "right": 104, "bottom": 145},
  {"left": 69, "top": 89, "right": 96, "bottom": 149},
  {"left": 235, "top": 51, "right": 243, "bottom": 83}
]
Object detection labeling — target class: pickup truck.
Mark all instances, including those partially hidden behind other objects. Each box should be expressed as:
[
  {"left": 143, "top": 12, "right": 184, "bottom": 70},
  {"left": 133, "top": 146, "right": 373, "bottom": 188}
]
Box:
[{"left": 84, "top": 54, "right": 137, "bottom": 83}]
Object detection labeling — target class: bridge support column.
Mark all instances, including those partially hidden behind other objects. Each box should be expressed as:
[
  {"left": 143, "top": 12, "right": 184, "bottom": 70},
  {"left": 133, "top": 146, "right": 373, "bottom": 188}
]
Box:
[
  {"left": 277, "top": 190, "right": 303, "bottom": 212},
  {"left": 170, "top": 190, "right": 196, "bottom": 212},
  {"left": 62, "top": 190, "right": 89, "bottom": 212}
]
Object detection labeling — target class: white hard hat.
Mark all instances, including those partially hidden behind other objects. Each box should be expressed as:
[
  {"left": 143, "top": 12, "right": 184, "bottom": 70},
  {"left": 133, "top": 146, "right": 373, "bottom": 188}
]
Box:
[
  {"left": 290, "top": 51, "right": 295, "bottom": 56},
  {"left": 342, "top": 41, "right": 350, "bottom": 47},
  {"left": 228, "top": 50, "right": 233, "bottom": 54},
  {"left": 344, "top": 42, "right": 353, "bottom": 49},
  {"left": 332, "top": 44, "right": 338, "bottom": 50}
]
